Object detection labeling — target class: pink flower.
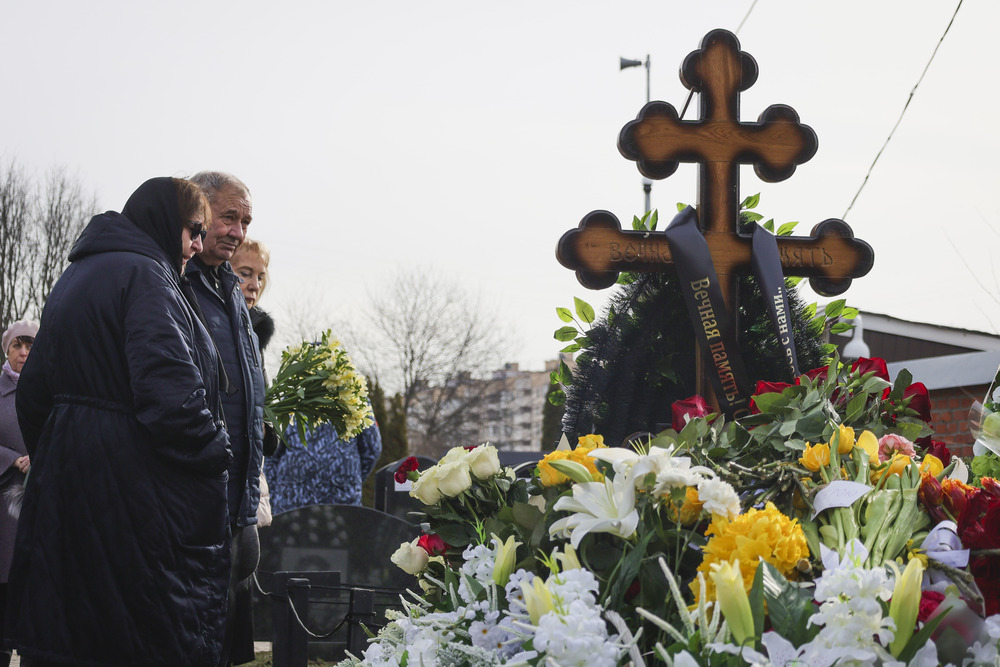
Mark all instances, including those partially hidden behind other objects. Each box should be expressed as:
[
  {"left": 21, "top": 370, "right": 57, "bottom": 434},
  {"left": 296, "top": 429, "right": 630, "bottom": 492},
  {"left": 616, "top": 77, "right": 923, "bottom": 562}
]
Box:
[{"left": 878, "top": 433, "right": 916, "bottom": 462}]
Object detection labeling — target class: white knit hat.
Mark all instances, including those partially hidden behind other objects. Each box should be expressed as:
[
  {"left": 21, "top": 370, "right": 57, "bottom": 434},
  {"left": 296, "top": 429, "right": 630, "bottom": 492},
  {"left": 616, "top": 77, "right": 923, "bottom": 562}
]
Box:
[{"left": 2, "top": 319, "right": 39, "bottom": 354}]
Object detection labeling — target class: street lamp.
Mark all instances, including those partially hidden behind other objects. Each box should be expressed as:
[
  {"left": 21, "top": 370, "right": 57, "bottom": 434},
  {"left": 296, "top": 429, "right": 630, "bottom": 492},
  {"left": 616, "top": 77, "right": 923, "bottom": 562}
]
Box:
[{"left": 620, "top": 55, "right": 653, "bottom": 215}]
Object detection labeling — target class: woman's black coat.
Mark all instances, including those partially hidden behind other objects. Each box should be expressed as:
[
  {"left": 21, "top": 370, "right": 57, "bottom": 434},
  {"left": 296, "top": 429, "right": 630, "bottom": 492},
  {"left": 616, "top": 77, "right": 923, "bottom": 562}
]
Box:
[{"left": 7, "top": 178, "right": 232, "bottom": 666}]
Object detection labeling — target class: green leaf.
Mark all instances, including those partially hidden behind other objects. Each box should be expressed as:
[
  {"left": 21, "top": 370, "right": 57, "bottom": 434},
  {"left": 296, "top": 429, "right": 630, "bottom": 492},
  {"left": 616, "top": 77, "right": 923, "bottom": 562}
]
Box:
[
  {"left": 742, "top": 211, "right": 764, "bottom": 223},
  {"left": 559, "top": 343, "right": 581, "bottom": 354},
  {"left": 841, "top": 306, "right": 860, "bottom": 319},
  {"left": 751, "top": 392, "right": 790, "bottom": 413},
  {"left": 649, "top": 209, "right": 658, "bottom": 231},
  {"left": 740, "top": 192, "right": 760, "bottom": 209},
  {"left": 776, "top": 221, "right": 800, "bottom": 236},
  {"left": 556, "top": 307, "right": 574, "bottom": 323},
  {"left": 676, "top": 202, "right": 687, "bottom": 212},
  {"left": 748, "top": 561, "right": 766, "bottom": 641},
  {"left": 557, "top": 360, "right": 573, "bottom": 385},
  {"left": 548, "top": 389, "right": 566, "bottom": 406},
  {"left": 554, "top": 326, "right": 578, "bottom": 342},
  {"left": 787, "top": 276, "right": 804, "bottom": 287},
  {"left": 574, "top": 297, "right": 595, "bottom": 324},
  {"left": 760, "top": 561, "right": 819, "bottom": 646},
  {"left": 762, "top": 218, "right": 775, "bottom": 232},
  {"left": 824, "top": 299, "right": 847, "bottom": 319},
  {"left": 829, "top": 321, "right": 854, "bottom": 335},
  {"left": 844, "top": 393, "right": 868, "bottom": 424}
]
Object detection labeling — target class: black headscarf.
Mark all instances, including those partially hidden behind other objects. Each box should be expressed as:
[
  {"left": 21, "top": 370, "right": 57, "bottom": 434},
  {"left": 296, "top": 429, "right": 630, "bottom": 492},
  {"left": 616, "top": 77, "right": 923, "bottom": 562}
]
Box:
[{"left": 121, "top": 177, "right": 183, "bottom": 274}]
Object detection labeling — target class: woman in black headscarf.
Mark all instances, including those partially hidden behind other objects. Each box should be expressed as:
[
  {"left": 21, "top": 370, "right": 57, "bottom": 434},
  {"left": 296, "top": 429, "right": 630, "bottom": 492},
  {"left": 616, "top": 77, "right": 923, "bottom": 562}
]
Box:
[{"left": 7, "top": 178, "right": 232, "bottom": 667}]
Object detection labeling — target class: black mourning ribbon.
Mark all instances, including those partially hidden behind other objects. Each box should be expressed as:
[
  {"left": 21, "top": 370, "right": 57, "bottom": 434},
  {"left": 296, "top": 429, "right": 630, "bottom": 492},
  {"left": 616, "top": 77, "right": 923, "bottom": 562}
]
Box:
[
  {"left": 751, "top": 223, "right": 799, "bottom": 378},
  {"left": 663, "top": 207, "right": 753, "bottom": 418}
]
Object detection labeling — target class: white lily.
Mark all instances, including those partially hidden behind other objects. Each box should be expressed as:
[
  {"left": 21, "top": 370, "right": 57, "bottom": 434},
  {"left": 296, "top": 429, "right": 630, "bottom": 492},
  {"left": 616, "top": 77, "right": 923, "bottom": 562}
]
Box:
[
  {"left": 549, "top": 472, "right": 639, "bottom": 549},
  {"left": 589, "top": 445, "right": 713, "bottom": 497}
]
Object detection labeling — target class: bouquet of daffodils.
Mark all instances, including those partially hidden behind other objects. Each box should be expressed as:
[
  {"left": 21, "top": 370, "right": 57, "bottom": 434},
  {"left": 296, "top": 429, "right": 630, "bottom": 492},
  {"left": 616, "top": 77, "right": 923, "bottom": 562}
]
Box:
[{"left": 264, "top": 329, "right": 374, "bottom": 442}]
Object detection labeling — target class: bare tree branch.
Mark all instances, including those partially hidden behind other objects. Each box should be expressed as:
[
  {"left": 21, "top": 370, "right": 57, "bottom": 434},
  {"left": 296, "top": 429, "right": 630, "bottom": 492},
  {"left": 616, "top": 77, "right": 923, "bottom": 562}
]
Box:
[{"left": 361, "top": 270, "right": 512, "bottom": 457}]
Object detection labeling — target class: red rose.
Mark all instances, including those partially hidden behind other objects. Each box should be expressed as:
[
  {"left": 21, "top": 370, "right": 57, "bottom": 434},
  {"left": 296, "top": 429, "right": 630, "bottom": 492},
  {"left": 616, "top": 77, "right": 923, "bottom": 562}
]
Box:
[
  {"left": 917, "top": 590, "right": 946, "bottom": 623},
  {"left": 750, "top": 381, "right": 792, "bottom": 414},
  {"left": 982, "top": 477, "right": 1000, "bottom": 499},
  {"left": 924, "top": 440, "right": 953, "bottom": 466},
  {"left": 417, "top": 533, "right": 449, "bottom": 556},
  {"left": 394, "top": 456, "right": 420, "bottom": 484},
  {"left": 796, "top": 366, "right": 829, "bottom": 385},
  {"left": 902, "top": 382, "right": 932, "bottom": 423},
  {"left": 672, "top": 395, "right": 711, "bottom": 429},
  {"left": 958, "top": 489, "right": 1000, "bottom": 616},
  {"left": 851, "top": 357, "right": 889, "bottom": 381}
]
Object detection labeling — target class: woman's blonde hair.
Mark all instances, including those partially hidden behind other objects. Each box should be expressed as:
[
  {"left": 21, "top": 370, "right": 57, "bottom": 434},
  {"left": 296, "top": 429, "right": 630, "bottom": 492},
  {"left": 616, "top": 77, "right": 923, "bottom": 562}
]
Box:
[{"left": 232, "top": 238, "right": 271, "bottom": 296}]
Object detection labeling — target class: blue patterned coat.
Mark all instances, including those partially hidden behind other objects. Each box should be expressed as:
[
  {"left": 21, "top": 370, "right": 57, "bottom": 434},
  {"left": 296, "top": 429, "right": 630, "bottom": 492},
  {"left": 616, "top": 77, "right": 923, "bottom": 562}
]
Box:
[{"left": 264, "top": 421, "right": 382, "bottom": 513}]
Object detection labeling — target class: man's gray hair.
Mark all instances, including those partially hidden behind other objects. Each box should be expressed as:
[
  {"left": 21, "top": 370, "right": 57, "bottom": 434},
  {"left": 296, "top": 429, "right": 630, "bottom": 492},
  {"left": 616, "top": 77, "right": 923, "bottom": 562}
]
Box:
[{"left": 190, "top": 171, "right": 251, "bottom": 203}]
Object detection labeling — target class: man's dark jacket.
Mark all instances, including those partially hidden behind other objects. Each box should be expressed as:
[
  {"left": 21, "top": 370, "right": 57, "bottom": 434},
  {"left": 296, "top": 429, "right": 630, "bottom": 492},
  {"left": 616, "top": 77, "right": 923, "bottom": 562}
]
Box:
[
  {"left": 8, "top": 178, "right": 231, "bottom": 666},
  {"left": 185, "top": 255, "right": 266, "bottom": 528}
]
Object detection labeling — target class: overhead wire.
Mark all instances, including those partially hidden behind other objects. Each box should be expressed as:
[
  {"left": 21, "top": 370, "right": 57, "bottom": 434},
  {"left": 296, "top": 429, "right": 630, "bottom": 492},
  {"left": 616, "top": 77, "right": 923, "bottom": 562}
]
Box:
[
  {"left": 842, "top": 0, "right": 964, "bottom": 219},
  {"left": 679, "top": 0, "right": 758, "bottom": 120}
]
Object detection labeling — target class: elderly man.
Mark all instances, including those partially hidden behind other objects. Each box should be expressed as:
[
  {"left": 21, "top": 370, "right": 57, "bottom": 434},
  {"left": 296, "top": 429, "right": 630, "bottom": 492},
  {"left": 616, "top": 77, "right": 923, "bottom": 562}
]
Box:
[{"left": 187, "top": 171, "right": 267, "bottom": 666}]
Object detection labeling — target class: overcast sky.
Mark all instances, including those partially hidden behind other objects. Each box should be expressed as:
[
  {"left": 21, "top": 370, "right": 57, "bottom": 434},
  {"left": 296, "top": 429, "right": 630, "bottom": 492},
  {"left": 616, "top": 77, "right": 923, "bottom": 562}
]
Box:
[{"left": 2, "top": 0, "right": 996, "bottom": 374}]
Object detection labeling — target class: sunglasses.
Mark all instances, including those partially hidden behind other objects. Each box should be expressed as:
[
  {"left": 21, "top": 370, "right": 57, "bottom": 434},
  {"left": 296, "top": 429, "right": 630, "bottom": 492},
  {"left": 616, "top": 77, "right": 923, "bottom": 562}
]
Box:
[{"left": 186, "top": 222, "right": 208, "bottom": 241}]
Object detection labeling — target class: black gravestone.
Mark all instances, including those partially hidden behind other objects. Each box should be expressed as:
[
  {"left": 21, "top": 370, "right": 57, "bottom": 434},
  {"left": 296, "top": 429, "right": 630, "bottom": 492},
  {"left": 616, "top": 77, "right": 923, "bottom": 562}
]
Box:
[
  {"left": 254, "top": 504, "right": 421, "bottom": 658},
  {"left": 373, "top": 456, "right": 437, "bottom": 523}
]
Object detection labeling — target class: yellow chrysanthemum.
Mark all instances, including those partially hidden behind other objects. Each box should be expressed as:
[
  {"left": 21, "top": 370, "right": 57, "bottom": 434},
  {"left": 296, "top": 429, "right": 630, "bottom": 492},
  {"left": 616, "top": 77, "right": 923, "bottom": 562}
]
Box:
[
  {"left": 693, "top": 502, "right": 809, "bottom": 602},
  {"left": 577, "top": 434, "right": 606, "bottom": 451}
]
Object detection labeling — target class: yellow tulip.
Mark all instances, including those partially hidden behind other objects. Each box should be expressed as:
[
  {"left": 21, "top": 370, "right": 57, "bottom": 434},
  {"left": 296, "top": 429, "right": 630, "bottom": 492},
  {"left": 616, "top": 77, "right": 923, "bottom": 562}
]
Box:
[
  {"left": 919, "top": 454, "right": 943, "bottom": 477},
  {"left": 856, "top": 430, "right": 880, "bottom": 465},
  {"left": 886, "top": 454, "right": 912, "bottom": 477},
  {"left": 799, "top": 442, "right": 830, "bottom": 472},
  {"left": 709, "top": 560, "right": 755, "bottom": 646},
  {"left": 835, "top": 424, "right": 856, "bottom": 455}
]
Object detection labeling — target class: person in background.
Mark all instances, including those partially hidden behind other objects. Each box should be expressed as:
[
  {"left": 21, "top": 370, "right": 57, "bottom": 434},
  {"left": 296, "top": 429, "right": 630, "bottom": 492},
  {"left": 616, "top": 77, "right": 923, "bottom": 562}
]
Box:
[
  {"left": 187, "top": 172, "right": 267, "bottom": 667},
  {"left": 265, "top": 418, "right": 382, "bottom": 514},
  {"left": 0, "top": 319, "right": 38, "bottom": 667},
  {"left": 7, "top": 178, "right": 230, "bottom": 667},
  {"left": 230, "top": 238, "right": 274, "bottom": 527}
]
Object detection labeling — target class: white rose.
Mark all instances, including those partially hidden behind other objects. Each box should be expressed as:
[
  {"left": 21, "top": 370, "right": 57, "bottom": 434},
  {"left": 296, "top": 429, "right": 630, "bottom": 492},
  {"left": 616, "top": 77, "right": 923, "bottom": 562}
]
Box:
[
  {"left": 439, "top": 446, "right": 470, "bottom": 466},
  {"left": 436, "top": 460, "right": 473, "bottom": 497},
  {"left": 466, "top": 444, "right": 501, "bottom": 479},
  {"left": 410, "top": 470, "right": 443, "bottom": 505},
  {"left": 390, "top": 538, "right": 429, "bottom": 575}
]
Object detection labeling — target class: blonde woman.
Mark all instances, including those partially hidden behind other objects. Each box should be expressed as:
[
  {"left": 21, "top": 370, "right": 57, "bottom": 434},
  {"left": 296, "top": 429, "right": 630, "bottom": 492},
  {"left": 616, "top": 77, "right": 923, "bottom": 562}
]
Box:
[{"left": 230, "top": 238, "right": 274, "bottom": 529}]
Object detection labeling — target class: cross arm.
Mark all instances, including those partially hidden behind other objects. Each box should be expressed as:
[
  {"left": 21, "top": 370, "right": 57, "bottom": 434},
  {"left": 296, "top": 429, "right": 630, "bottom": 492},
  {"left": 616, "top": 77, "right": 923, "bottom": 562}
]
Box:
[{"left": 556, "top": 211, "right": 873, "bottom": 296}]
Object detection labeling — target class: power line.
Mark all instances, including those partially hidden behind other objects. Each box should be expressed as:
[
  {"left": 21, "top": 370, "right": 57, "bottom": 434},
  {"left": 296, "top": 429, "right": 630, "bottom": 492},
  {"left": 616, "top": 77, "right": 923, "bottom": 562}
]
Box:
[
  {"left": 842, "top": 0, "right": 964, "bottom": 219},
  {"left": 679, "top": 0, "right": 758, "bottom": 119}
]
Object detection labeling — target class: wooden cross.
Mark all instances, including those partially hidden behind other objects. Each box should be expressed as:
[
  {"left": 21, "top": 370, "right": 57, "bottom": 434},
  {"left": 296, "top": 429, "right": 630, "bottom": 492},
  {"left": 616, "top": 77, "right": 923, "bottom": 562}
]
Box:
[{"left": 556, "top": 28, "right": 874, "bottom": 404}]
